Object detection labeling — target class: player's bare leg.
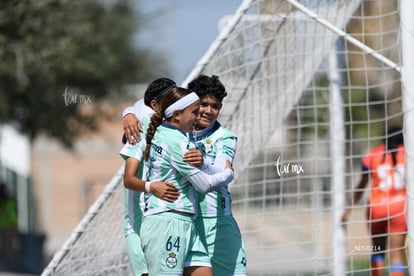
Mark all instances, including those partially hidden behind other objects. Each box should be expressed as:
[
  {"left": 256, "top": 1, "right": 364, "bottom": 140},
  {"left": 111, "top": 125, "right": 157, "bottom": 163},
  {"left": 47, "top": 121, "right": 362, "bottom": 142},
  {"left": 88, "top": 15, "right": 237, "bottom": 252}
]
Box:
[
  {"left": 370, "top": 236, "right": 386, "bottom": 276},
  {"left": 184, "top": 266, "right": 213, "bottom": 276},
  {"left": 389, "top": 233, "right": 406, "bottom": 276}
]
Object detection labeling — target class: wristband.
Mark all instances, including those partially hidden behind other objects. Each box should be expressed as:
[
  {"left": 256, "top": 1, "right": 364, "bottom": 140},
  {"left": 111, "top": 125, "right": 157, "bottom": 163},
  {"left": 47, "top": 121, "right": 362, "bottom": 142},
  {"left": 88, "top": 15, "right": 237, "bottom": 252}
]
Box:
[{"left": 145, "top": 181, "right": 152, "bottom": 193}]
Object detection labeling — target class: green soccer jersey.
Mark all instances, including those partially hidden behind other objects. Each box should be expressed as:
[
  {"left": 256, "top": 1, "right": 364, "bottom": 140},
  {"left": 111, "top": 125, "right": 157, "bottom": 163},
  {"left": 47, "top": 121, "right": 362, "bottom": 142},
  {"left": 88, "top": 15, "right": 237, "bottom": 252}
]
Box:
[
  {"left": 190, "top": 121, "right": 237, "bottom": 217},
  {"left": 142, "top": 123, "right": 200, "bottom": 216}
]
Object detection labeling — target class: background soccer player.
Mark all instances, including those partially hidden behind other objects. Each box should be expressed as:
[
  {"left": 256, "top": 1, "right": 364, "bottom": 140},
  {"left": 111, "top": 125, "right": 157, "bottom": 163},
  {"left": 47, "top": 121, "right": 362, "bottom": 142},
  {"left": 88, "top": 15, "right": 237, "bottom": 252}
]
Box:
[{"left": 342, "top": 126, "right": 406, "bottom": 276}]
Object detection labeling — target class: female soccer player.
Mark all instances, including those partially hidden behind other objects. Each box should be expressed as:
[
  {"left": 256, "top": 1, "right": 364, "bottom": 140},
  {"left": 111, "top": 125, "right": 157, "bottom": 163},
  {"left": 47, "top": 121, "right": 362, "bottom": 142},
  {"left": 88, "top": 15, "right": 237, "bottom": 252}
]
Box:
[
  {"left": 185, "top": 75, "right": 247, "bottom": 276},
  {"left": 120, "top": 77, "right": 180, "bottom": 276},
  {"left": 125, "top": 86, "right": 234, "bottom": 275},
  {"left": 342, "top": 126, "right": 406, "bottom": 276}
]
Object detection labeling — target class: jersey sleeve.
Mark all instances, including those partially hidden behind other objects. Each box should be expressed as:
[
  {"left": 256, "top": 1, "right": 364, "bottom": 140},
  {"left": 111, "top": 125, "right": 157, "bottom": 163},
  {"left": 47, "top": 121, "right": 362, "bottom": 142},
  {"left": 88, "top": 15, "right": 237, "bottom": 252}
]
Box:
[
  {"left": 119, "top": 116, "right": 151, "bottom": 162},
  {"left": 122, "top": 100, "right": 139, "bottom": 118},
  {"left": 201, "top": 157, "right": 226, "bottom": 175},
  {"left": 122, "top": 105, "right": 135, "bottom": 118},
  {"left": 186, "top": 169, "right": 234, "bottom": 193},
  {"left": 121, "top": 99, "right": 154, "bottom": 121},
  {"left": 170, "top": 139, "right": 201, "bottom": 177},
  {"left": 119, "top": 137, "right": 146, "bottom": 161},
  {"left": 202, "top": 132, "right": 237, "bottom": 174},
  {"left": 215, "top": 135, "right": 237, "bottom": 162},
  {"left": 170, "top": 139, "right": 235, "bottom": 193}
]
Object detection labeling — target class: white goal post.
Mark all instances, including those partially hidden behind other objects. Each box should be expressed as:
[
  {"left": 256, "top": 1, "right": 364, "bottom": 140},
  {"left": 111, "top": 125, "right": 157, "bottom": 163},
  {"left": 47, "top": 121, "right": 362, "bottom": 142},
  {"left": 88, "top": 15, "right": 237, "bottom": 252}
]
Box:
[
  {"left": 401, "top": 0, "right": 414, "bottom": 273},
  {"left": 42, "top": 0, "right": 414, "bottom": 275}
]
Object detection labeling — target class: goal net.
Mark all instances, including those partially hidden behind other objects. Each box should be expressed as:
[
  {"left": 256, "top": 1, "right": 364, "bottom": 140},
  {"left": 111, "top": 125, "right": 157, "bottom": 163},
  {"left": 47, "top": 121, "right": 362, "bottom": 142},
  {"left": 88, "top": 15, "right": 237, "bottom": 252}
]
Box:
[{"left": 42, "top": 0, "right": 414, "bottom": 275}]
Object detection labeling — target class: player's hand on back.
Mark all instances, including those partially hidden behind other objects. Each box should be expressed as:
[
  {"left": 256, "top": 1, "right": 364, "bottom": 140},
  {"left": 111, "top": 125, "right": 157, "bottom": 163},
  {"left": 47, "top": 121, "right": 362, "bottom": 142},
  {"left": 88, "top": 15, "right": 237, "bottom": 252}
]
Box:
[
  {"left": 183, "top": 148, "right": 203, "bottom": 167},
  {"left": 150, "top": 182, "right": 179, "bottom": 202}
]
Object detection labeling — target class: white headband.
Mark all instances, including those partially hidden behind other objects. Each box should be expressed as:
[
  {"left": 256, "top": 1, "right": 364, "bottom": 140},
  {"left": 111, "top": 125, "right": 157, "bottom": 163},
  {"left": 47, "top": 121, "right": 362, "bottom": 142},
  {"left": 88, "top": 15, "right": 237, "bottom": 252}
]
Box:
[{"left": 164, "top": 92, "right": 199, "bottom": 118}]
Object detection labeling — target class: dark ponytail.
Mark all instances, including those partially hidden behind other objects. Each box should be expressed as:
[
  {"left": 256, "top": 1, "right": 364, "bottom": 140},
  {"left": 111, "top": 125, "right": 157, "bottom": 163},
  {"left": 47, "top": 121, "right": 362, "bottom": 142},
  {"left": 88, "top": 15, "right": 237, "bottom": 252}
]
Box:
[{"left": 144, "top": 112, "right": 163, "bottom": 160}]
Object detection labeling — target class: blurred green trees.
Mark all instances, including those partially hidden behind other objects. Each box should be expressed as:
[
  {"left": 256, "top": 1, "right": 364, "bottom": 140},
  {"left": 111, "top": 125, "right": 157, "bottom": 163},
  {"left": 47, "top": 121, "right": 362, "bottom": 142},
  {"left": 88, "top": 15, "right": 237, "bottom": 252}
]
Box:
[{"left": 0, "top": 0, "right": 168, "bottom": 146}]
